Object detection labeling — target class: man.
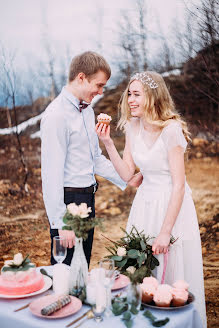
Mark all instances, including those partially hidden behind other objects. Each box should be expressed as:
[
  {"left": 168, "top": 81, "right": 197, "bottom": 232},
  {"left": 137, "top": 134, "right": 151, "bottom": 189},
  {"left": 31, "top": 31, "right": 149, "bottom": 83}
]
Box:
[{"left": 41, "top": 51, "right": 126, "bottom": 267}]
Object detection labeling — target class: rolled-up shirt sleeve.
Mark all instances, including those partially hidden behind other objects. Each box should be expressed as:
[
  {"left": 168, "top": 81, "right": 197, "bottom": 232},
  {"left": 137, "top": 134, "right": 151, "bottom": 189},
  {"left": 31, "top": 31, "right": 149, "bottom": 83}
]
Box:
[
  {"left": 41, "top": 111, "right": 68, "bottom": 229},
  {"left": 93, "top": 134, "right": 127, "bottom": 190}
]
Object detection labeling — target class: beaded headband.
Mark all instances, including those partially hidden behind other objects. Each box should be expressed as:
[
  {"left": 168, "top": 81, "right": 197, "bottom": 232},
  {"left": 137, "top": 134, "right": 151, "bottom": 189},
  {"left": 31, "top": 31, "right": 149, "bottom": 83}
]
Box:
[{"left": 130, "top": 72, "right": 158, "bottom": 89}]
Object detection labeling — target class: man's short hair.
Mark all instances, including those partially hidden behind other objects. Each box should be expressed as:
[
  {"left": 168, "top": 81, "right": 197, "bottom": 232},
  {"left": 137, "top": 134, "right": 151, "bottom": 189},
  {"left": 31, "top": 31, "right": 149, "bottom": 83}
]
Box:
[{"left": 68, "top": 51, "right": 111, "bottom": 82}]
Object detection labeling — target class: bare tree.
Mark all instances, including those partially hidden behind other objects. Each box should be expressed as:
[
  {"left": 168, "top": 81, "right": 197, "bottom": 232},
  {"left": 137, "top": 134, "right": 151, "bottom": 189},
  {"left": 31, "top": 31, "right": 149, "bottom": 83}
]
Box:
[
  {"left": 116, "top": 0, "right": 148, "bottom": 79},
  {"left": 0, "top": 45, "right": 29, "bottom": 192}
]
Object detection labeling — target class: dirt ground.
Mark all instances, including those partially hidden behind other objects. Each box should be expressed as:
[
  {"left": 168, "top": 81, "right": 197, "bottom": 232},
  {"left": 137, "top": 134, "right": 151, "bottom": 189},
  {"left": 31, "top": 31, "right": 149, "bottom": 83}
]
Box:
[{"left": 0, "top": 135, "right": 218, "bottom": 327}]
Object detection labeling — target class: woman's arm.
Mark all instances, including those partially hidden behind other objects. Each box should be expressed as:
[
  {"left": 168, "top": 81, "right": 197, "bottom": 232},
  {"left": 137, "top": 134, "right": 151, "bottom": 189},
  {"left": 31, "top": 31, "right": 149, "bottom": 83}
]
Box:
[
  {"left": 96, "top": 123, "right": 135, "bottom": 182},
  {"left": 152, "top": 146, "right": 185, "bottom": 255}
]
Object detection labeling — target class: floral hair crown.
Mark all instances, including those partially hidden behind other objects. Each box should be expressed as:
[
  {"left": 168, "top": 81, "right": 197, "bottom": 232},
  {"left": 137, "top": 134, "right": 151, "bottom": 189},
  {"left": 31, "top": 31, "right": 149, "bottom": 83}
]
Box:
[{"left": 130, "top": 72, "right": 158, "bottom": 89}]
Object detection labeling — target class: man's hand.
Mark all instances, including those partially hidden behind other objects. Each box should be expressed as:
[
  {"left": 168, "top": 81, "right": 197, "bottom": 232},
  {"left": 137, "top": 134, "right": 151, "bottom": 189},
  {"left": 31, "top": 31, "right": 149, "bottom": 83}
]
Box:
[
  {"left": 58, "top": 229, "right": 75, "bottom": 248},
  {"left": 128, "top": 172, "right": 143, "bottom": 187}
]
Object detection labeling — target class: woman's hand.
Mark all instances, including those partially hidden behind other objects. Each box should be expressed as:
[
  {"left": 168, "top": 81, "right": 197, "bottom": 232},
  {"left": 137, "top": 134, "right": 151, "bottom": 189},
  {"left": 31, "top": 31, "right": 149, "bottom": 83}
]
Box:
[
  {"left": 152, "top": 232, "right": 171, "bottom": 255},
  {"left": 95, "top": 123, "right": 112, "bottom": 146},
  {"left": 128, "top": 172, "right": 143, "bottom": 187}
]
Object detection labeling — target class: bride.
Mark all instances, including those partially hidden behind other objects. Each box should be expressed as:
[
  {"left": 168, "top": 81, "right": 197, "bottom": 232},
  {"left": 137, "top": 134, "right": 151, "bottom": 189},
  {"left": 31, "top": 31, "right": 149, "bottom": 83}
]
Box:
[{"left": 96, "top": 71, "right": 207, "bottom": 327}]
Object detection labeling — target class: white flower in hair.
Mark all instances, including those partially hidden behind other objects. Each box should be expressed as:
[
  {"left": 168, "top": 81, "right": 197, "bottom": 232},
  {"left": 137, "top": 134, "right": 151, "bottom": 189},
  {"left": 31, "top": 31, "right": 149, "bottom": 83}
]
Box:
[{"left": 131, "top": 72, "right": 158, "bottom": 89}]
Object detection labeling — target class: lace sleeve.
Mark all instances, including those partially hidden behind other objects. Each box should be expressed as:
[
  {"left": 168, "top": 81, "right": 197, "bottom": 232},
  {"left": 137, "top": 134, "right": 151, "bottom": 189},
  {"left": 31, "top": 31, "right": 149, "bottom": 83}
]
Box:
[{"left": 161, "top": 122, "right": 187, "bottom": 152}]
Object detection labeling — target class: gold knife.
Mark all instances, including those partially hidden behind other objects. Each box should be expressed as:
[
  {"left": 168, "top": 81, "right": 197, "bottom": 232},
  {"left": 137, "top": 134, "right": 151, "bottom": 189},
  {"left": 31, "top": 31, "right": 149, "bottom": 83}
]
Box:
[{"left": 65, "top": 309, "right": 92, "bottom": 327}]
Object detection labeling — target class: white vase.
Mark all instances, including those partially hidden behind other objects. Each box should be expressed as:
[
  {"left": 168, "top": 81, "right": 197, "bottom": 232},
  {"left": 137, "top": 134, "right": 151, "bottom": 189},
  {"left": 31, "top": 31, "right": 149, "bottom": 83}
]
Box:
[{"left": 69, "top": 237, "right": 88, "bottom": 295}]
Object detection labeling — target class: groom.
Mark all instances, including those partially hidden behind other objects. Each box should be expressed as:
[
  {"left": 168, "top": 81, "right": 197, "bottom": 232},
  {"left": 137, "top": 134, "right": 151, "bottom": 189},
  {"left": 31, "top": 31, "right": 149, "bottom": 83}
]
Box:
[{"left": 41, "top": 51, "right": 127, "bottom": 267}]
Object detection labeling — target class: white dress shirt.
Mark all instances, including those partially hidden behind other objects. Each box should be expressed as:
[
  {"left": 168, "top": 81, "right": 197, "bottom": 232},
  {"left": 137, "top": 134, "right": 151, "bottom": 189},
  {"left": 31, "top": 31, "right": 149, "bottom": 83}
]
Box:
[{"left": 41, "top": 87, "right": 126, "bottom": 229}]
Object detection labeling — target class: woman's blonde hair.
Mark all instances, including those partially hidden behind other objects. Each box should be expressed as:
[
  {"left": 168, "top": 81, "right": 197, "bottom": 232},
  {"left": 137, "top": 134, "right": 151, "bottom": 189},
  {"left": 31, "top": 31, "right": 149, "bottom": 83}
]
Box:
[{"left": 117, "top": 71, "right": 191, "bottom": 142}]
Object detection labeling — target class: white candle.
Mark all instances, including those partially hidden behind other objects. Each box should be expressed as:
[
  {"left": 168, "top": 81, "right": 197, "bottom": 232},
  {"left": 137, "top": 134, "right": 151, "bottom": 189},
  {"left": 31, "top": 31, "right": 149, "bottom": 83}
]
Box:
[
  {"left": 95, "top": 283, "right": 107, "bottom": 309},
  {"left": 53, "top": 263, "right": 70, "bottom": 295},
  {"left": 86, "top": 283, "right": 96, "bottom": 305}
]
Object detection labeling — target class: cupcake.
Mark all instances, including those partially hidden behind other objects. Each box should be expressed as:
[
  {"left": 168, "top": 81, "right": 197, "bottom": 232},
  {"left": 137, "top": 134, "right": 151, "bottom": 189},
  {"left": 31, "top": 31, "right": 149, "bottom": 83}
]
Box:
[
  {"left": 172, "top": 288, "right": 189, "bottom": 307},
  {"left": 172, "top": 280, "right": 189, "bottom": 291},
  {"left": 157, "top": 284, "right": 173, "bottom": 295},
  {"left": 97, "top": 113, "right": 112, "bottom": 126},
  {"left": 141, "top": 283, "right": 157, "bottom": 303},
  {"left": 143, "top": 277, "right": 159, "bottom": 289},
  {"left": 153, "top": 289, "right": 172, "bottom": 307}
]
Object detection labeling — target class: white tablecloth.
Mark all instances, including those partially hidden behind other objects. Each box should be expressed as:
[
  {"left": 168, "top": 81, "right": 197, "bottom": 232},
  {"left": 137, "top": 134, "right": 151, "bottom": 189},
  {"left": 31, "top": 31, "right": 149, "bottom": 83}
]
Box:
[{"left": 0, "top": 266, "right": 202, "bottom": 328}]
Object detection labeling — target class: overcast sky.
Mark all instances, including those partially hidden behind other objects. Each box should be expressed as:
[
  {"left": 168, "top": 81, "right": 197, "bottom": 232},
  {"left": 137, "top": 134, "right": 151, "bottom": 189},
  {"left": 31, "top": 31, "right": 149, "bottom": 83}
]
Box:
[
  {"left": 0, "top": 0, "right": 198, "bottom": 106},
  {"left": 0, "top": 0, "right": 188, "bottom": 64}
]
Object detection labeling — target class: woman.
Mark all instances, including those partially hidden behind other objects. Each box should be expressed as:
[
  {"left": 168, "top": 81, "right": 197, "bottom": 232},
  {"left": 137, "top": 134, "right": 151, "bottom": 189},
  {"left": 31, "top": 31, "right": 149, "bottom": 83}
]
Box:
[{"left": 96, "top": 71, "right": 206, "bottom": 327}]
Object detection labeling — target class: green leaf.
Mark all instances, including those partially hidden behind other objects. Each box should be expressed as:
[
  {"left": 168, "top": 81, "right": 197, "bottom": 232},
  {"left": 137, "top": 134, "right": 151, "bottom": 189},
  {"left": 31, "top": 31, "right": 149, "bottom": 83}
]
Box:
[
  {"left": 152, "top": 318, "right": 170, "bottom": 327},
  {"left": 140, "top": 240, "right": 146, "bottom": 251},
  {"left": 143, "top": 310, "right": 156, "bottom": 322},
  {"left": 137, "top": 253, "right": 145, "bottom": 268},
  {"left": 123, "top": 311, "right": 131, "bottom": 321},
  {"left": 127, "top": 249, "right": 139, "bottom": 259},
  {"left": 116, "top": 258, "right": 127, "bottom": 268},
  {"left": 123, "top": 320, "right": 133, "bottom": 328},
  {"left": 111, "top": 255, "right": 123, "bottom": 261},
  {"left": 62, "top": 225, "right": 73, "bottom": 231},
  {"left": 130, "top": 304, "right": 138, "bottom": 315}
]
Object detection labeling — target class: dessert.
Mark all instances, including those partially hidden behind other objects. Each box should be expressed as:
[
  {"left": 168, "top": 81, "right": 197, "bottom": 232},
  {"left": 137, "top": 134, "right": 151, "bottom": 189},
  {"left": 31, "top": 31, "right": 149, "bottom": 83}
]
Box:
[
  {"left": 141, "top": 283, "right": 157, "bottom": 303},
  {"left": 157, "top": 284, "right": 173, "bottom": 294},
  {"left": 172, "top": 280, "right": 189, "bottom": 291},
  {"left": 172, "top": 288, "right": 189, "bottom": 307},
  {"left": 142, "top": 277, "right": 159, "bottom": 289},
  {"left": 97, "top": 113, "right": 112, "bottom": 126},
  {"left": 153, "top": 289, "right": 172, "bottom": 307},
  {"left": 0, "top": 253, "right": 44, "bottom": 295}
]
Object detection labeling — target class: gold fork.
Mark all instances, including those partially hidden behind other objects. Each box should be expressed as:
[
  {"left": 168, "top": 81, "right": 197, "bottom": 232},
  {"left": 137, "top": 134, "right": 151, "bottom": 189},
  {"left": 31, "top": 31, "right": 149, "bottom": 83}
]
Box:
[
  {"left": 66, "top": 309, "right": 94, "bottom": 327},
  {"left": 14, "top": 292, "right": 50, "bottom": 312}
]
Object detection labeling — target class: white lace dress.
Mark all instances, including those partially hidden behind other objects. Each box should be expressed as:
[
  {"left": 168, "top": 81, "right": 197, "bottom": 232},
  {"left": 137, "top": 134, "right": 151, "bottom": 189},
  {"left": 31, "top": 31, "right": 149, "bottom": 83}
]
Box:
[{"left": 126, "top": 119, "right": 207, "bottom": 328}]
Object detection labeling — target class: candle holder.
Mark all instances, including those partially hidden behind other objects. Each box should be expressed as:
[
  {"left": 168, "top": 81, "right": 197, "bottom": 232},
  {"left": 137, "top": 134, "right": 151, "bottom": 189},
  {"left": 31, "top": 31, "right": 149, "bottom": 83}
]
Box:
[{"left": 92, "top": 305, "right": 105, "bottom": 322}]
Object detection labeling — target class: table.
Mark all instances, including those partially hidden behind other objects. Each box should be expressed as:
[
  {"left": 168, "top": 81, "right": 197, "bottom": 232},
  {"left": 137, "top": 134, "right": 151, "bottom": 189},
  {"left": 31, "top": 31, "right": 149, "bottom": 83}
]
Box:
[{"left": 0, "top": 266, "right": 203, "bottom": 328}]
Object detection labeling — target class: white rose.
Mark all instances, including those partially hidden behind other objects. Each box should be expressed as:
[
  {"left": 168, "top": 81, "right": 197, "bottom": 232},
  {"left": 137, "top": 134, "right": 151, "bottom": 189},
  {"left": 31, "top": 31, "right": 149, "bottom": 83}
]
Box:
[
  {"left": 4, "top": 260, "right": 14, "bottom": 266},
  {"left": 78, "top": 203, "right": 92, "bottom": 218},
  {"left": 67, "top": 203, "right": 80, "bottom": 216},
  {"left": 13, "top": 253, "right": 23, "bottom": 266},
  {"left": 117, "top": 247, "right": 126, "bottom": 257},
  {"left": 126, "top": 266, "right": 136, "bottom": 274}
]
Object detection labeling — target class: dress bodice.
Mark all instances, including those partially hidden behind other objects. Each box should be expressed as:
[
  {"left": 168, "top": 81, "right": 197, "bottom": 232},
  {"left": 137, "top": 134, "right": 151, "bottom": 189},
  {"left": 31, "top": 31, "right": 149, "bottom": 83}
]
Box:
[{"left": 126, "top": 118, "right": 190, "bottom": 193}]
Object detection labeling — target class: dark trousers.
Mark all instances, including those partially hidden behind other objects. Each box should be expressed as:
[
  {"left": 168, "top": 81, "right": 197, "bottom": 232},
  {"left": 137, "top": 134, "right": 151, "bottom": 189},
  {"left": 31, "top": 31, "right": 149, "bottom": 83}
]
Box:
[{"left": 50, "top": 190, "right": 95, "bottom": 268}]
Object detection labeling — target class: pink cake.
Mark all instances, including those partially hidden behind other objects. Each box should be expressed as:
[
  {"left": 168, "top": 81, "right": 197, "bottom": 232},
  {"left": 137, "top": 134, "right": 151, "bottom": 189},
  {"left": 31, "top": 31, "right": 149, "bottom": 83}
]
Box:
[{"left": 0, "top": 253, "right": 44, "bottom": 295}]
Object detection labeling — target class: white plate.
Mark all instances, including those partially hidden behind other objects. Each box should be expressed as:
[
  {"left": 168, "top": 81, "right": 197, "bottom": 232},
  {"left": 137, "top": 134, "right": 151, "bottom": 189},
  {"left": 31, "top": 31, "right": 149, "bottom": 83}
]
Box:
[{"left": 0, "top": 275, "right": 52, "bottom": 299}]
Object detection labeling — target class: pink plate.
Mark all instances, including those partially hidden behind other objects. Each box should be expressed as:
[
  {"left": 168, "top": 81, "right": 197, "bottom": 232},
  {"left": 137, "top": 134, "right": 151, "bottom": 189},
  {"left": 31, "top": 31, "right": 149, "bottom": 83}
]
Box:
[
  {"left": 112, "top": 274, "right": 130, "bottom": 290},
  {"left": 29, "top": 295, "right": 82, "bottom": 319}
]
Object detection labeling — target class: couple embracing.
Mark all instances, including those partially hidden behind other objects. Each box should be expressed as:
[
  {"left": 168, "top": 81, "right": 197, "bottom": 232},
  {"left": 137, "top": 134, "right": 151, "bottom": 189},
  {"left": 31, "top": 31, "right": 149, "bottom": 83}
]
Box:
[{"left": 41, "top": 51, "right": 206, "bottom": 327}]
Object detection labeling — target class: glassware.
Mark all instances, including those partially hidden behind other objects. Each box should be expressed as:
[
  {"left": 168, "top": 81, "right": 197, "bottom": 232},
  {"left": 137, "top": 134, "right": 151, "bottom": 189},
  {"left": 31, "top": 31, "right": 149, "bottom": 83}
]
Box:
[
  {"left": 92, "top": 305, "right": 105, "bottom": 322},
  {"left": 53, "top": 236, "right": 67, "bottom": 264},
  {"left": 69, "top": 237, "right": 88, "bottom": 296},
  {"left": 126, "top": 283, "right": 142, "bottom": 311},
  {"left": 99, "top": 259, "right": 115, "bottom": 317}
]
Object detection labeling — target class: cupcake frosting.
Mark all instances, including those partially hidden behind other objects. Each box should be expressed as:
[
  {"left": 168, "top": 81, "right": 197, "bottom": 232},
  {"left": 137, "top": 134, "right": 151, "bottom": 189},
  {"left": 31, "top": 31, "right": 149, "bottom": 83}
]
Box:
[
  {"left": 172, "top": 288, "right": 189, "bottom": 301},
  {"left": 153, "top": 289, "right": 172, "bottom": 303},
  {"left": 143, "top": 277, "right": 159, "bottom": 288},
  {"left": 97, "top": 113, "right": 112, "bottom": 121},
  {"left": 141, "top": 283, "right": 156, "bottom": 296},
  {"left": 172, "top": 280, "right": 189, "bottom": 290},
  {"left": 157, "top": 284, "right": 173, "bottom": 294}
]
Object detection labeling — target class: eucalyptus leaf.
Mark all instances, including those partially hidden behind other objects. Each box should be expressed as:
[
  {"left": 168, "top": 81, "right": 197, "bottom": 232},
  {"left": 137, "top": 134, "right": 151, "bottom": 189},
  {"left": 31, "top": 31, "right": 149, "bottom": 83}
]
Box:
[
  {"left": 127, "top": 249, "right": 139, "bottom": 259},
  {"left": 111, "top": 255, "right": 123, "bottom": 261},
  {"left": 130, "top": 304, "right": 138, "bottom": 315},
  {"left": 123, "top": 319, "right": 133, "bottom": 328},
  {"left": 152, "top": 318, "right": 170, "bottom": 327},
  {"left": 123, "top": 311, "right": 131, "bottom": 321},
  {"left": 140, "top": 239, "right": 146, "bottom": 251},
  {"left": 116, "top": 258, "right": 127, "bottom": 268}
]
